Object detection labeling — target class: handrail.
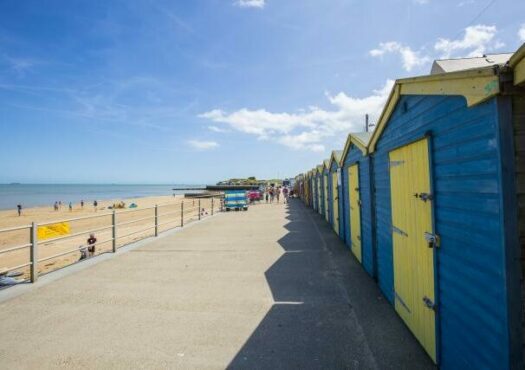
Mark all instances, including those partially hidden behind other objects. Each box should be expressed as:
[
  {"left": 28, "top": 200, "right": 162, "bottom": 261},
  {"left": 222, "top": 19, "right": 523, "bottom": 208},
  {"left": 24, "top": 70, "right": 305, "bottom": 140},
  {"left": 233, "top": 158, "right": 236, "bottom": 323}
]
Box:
[
  {"left": 117, "top": 225, "right": 156, "bottom": 239},
  {"left": 0, "top": 224, "right": 32, "bottom": 233},
  {"left": 115, "top": 205, "right": 156, "bottom": 214},
  {"left": 38, "top": 238, "right": 113, "bottom": 263},
  {"left": 0, "top": 199, "right": 222, "bottom": 284},
  {"left": 0, "top": 243, "right": 32, "bottom": 255},
  {"left": 157, "top": 210, "right": 181, "bottom": 217},
  {"left": 39, "top": 224, "right": 114, "bottom": 245},
  {"left": 157, "top": 219, "right": 182, "bottom": 228},
  {"left": 2, "top": 262, "right": 32, "bottom": 274},
  {"left": 116, "top": 215, "right": 154, "bottom": 227},
  {"left": 39, "top": 212, "right": 112, "bottom": 226}
]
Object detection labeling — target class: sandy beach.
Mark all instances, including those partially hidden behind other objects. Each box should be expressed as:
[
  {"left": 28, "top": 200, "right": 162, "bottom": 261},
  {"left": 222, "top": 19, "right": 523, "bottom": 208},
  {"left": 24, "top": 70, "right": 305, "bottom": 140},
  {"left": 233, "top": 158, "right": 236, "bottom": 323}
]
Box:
[{"left": 0, "top": 194, "right": 220, "bottom": 280}]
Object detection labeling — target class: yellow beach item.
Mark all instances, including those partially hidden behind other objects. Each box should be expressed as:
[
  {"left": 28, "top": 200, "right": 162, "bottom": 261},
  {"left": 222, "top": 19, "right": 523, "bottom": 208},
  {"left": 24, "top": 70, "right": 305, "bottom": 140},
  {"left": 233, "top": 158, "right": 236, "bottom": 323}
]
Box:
[{"left": 37, "top": 222, "right": 71, "bottom": 241}]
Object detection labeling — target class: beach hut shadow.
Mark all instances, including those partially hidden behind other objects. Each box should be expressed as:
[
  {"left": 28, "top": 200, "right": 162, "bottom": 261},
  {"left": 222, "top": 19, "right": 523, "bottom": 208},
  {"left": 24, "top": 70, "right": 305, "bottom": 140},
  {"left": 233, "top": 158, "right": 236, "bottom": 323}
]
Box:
[{"left": 227, "top": 201, "right": 435, "bottom": 369}]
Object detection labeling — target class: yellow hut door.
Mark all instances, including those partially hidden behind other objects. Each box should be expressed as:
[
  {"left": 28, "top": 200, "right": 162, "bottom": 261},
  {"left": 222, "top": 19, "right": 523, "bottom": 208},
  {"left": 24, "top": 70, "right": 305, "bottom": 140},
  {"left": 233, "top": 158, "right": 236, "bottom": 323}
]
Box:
[
  {"left": 389, "top": 138, "right": 436, "bottom": 363},
  {"left": 317, "top": 178, "right": 322, "bottom": 215},
  {"left": 324, "top": 174, "right": 329, "bottom": 221},
  {"left": 332, "top": 172, "right": 339, "bottom": 234},
  {"left": 348, "top": 164, "right": 362, "bottom": 263}
]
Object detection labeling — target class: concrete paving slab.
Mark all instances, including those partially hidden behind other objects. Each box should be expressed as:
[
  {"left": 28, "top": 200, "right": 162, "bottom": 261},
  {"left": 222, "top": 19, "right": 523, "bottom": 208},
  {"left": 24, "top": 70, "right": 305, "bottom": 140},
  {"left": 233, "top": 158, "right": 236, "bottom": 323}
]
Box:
[{"left": 0, "top": 200, "right": 435, "bottom": 369}]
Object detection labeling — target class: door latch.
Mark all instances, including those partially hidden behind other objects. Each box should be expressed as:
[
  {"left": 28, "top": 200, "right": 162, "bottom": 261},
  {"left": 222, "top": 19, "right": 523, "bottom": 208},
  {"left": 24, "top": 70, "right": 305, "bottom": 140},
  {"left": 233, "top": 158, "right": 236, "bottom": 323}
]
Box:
[
  {"left": 423, "top": 296, "right": 437, "bottom": 311},
  {"left": 413, "top": 192, "right": 433, "bottom": 202},
  {"left": 424, "top": 232, "right": 440, "bottom": 248}
]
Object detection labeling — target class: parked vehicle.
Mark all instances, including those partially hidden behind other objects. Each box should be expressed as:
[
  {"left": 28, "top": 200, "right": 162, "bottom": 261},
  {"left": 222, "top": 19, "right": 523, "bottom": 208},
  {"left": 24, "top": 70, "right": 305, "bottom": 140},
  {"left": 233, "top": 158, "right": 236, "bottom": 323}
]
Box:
[{"left": 224, "top": 190, "right": 248, "bottom": 211}]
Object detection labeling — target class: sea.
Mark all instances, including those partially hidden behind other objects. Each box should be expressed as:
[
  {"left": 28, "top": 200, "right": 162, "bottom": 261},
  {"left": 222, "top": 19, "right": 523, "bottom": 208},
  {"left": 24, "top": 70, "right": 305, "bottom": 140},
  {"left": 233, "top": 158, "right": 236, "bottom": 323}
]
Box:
[{"left": 0, "top": 184, "right": 204, "bottom": 210}]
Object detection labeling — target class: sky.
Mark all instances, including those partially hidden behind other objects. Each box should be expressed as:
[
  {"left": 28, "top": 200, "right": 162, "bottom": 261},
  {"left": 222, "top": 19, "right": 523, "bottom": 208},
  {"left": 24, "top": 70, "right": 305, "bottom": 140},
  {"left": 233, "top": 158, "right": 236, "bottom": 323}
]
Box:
[{"left": 0, "top": 0, "right": 524, "bottom": 184}]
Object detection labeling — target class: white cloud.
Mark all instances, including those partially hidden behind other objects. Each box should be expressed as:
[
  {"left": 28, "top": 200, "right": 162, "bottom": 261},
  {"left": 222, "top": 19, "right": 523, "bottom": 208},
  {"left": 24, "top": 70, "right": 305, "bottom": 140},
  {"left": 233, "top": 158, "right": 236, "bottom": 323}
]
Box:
[
  {"left": 208, "top": 125, "right": 230, "bottom": 133},
  {"left": 434, "top": 25, "right": 501, "bottom": 58},
  {"left": 235, "top": 0, "right": 265, "bottom": 8},
  {"left": 519, "top": 24, "right": 525, "bottom": 42},
  {"left": 413, "top": 0, "right": 429, "bottom": 4},
  {"left": 187, "top": 140, "right": 219, "bottom": 150},
  {"left": 199, "top": 80, "right": 394, "bottom": 152},
  {"left": 371, "top": 24, "right": 504, "bottom": 72},
  {"left": 369, "top": 42, "right": 431, "bottom": 71}
]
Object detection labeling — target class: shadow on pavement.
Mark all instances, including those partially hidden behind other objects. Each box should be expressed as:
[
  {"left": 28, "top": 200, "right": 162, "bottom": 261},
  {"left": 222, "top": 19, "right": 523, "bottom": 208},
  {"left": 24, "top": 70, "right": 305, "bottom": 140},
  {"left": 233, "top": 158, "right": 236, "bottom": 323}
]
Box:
[{"left": 227, "top": 200, "right": 435, "bottom": 370}]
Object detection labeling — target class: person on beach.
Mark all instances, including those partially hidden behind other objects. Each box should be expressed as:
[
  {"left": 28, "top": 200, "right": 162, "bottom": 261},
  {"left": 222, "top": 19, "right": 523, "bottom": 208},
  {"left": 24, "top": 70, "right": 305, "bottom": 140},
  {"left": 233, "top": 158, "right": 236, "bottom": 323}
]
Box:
[
  {"left": 54, "top": 201, "right": 58, "bottom": 211},
  {"left": 87, "top": 233, "right": 97, "bottom": 257},
  {"left": 269, "top": 187, "right": 274, "bottom": 203},
  {"left": 69, "top": 202, "right": 73, "bottom": 212},
  {"left": 265, "top": 189, "right": 269, "bottom": 203},
  {"left": 93, "top": 200, "right": 98, "bottom": 212},
  {"left": 80, "top": 200, "right": 84, "bottom": 208},
  {"left": 16, "top": 204, "right": 22, "bottom": 216},
  {"left": 276, "top": 187, "right": 281, "bottom": 203}
]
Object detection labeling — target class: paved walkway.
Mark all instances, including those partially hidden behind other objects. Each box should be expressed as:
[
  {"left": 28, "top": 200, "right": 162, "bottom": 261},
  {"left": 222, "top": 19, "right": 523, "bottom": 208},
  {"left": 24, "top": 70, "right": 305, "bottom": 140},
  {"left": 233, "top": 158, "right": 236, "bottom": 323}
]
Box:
[{"left": 0, "top": 200, "right": 434, "bottom": 369}]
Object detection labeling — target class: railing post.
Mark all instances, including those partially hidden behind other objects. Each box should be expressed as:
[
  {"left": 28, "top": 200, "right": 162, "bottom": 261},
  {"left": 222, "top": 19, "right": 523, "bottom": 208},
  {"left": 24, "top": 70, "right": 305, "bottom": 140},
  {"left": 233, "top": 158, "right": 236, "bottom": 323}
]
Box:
[
  {"left": 112, "top": 210, "right": 117, "bottom": 253},
  {"left": 181, "top": 201, "right": 184, "bottom": 227},
  {"left": 198, "top": 199, "right": 201, "bottom": 220},
  {"left": 155, "top": 204, "right": 159, "bottom": 236},
  {"left": 211, "top": 197, "right": 214, "bottom": 215},
  {"left": 30, "top": 222, "right": 38, "bottom": 283}
]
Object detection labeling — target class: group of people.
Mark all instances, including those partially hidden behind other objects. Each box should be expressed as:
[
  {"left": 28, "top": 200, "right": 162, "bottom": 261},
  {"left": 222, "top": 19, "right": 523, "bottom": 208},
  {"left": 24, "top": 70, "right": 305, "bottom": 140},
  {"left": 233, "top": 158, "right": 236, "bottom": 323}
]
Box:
[
  {"left": 52, "top": 200, "right": 98, "bottom": 212},
  {"left": 15, "top": 199, "right": 100, "bottom": 216},
  {"left": 264, "top": 186, "right": 290, "bottom": 204}
]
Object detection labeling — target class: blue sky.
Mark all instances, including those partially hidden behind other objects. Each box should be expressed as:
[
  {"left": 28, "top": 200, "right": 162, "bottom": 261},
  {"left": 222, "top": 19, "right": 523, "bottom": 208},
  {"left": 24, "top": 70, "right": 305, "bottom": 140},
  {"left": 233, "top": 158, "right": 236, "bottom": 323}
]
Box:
[{"left": 0, "top": 0, "right": 523, "bottom": 184}]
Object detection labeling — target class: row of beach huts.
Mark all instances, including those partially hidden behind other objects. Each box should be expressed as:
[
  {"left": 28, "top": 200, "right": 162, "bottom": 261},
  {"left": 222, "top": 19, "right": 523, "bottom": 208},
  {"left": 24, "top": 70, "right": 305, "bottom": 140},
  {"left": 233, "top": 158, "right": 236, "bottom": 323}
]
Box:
[{"left": 295, "top": 43, "right": 525, "bottom": 369}]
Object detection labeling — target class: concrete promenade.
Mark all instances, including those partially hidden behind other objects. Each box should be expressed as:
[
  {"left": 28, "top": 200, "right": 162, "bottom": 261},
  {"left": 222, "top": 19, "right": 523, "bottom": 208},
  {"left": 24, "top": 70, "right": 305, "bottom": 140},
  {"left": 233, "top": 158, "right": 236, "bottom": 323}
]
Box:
[{"left": 0, "top": 200, "right": 434, "bottom": 369}]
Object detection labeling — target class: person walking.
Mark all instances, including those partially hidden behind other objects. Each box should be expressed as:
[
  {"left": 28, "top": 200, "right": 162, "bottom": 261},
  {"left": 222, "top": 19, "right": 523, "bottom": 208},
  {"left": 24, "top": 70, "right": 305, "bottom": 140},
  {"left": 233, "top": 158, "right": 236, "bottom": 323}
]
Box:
[
  {"left": 93, "top": 200, "right": 98, "bottom": 212},
  {"left": 69, "top": 202, "right": 73, "bottom": 212},
  {"left": 276, "top": 187, "right": 281, "bottom": 203},
  {"left": 54, "top": 201, "right": 58, "bottom": 211},
  {"left": 265, "top": 188, "right": 269, "bottom": 203},
  {"left": 269, "top": 187, "right": 274, "bottom": 203},
  {"left": 283, "top": 187, "right": 289, "bottom": 204},
  {"left": 80, "top": 200, "right": 84, "bottom": 209},
  {"left": 16, "top": 204, "right": 22, "bottom": 216},
  {"left": 87, "top": 233, "right": 97, "bottom": 257}
]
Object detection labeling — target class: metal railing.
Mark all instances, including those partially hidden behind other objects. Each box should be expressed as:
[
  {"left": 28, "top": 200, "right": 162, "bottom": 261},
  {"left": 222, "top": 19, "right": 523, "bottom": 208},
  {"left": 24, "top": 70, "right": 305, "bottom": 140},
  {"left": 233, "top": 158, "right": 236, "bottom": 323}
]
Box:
[{"left": 0, "top": 196, "right": 223, "bottom": 284}]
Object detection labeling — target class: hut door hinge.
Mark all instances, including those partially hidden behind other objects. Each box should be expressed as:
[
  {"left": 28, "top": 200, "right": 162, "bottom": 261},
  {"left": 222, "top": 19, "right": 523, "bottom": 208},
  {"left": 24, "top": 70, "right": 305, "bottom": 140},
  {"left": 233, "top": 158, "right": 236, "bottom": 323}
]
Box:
[
  {"left": 423, "top": 296, "right": 437, "bottom": 311},
  {"left": 424, "top": 232, "right": 440, "bottom": 248},
  {"left": 414, "top": 192, "right": 433, "bottom": 202}
]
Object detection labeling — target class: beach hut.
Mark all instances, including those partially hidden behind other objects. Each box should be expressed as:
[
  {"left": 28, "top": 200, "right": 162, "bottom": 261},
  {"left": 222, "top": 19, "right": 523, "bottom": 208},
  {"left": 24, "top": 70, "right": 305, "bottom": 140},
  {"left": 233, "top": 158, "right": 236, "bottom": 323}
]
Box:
[
  {"left": 316, "top": 164, "right": 324, "bottom": 216},
  {"left": 368, "top": 47, "right": 524, "bottom": 367},
  {"left": 310, "top": 168, "right": 319, "bottom": 212},
  {"left": 328, "top": 150, "right": 343, "bottom": 236},
  {"left": 311, "top": 168, "right": 319, "bottom": 212},
  {"left": 322, "top": 159, "right": 330, "bottom": 222},
  {"left": 340, "top": 132, "right": 374, "bottom": 276},
  {"left": 304, "top": 171, "right": 312, "bottom": 207},
  {"left": 510, "top": 46, "right": 525, "bottom": 362}
]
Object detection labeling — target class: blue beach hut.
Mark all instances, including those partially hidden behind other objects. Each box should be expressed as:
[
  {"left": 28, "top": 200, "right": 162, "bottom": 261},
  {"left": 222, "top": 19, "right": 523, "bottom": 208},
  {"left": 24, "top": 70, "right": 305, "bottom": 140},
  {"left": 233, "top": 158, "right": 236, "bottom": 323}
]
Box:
[
  {"left": 368, "top": 48, "right": 524, "bottom": 367},
  {"left": 340, "top": 132, "right": 374, "bottom": 276}
]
